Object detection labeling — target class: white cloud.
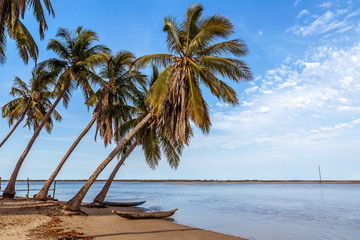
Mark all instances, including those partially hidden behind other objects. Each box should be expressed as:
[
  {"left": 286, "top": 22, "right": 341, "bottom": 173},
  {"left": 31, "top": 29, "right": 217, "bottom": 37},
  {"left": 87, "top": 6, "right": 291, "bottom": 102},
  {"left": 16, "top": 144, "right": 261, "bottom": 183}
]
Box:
[
  {"left": 216, "top": 102, "right": 229, "bottom": 108},
  {"left": 241, "top": 101, "right": 254, "bottom": 107},
  {"left": 293, "top": 0, "right": 301, "bottom": 7},
  {"left": 318, "top": 2, "right": 333, "bottom": 9},
  {"left": 261, "top": 89, "right": 274, "bottom": 94},
  {"left": 245, "top": 86, "right": 259, "bottom": 94},
  {"left": 290, "top": 11, "right": 346, "bottom": 36},
  {"left": 258, "top": 106, "right": 271, "bottom": 113},
  {"left": 288, "top": 6, "right": 359, "bottom": 37},
  {"left": 337, "top": 106, "right": 360, "bottom": 111},
  {"left": 206, "top": 41, "right": 360, "bottom": 154},
  {"left": 297, "top": 9, "right": 310, "bottom": 18},
  {"left": 277, "top": 80, "right": 297, "bottom": 89},
  {"left": 258, "top": 29, "right": 263, "bottom": 35},
  {"left": 338, "top": 97, "right": 351, "bottom": 104}
]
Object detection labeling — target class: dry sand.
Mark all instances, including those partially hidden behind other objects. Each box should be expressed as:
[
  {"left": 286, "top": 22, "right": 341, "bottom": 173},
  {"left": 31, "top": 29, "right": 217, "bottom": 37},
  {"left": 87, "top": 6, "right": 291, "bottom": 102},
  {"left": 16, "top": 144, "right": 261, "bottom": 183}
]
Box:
[{"left": 0, "top": 197, "right": 245, "bottom": 240}]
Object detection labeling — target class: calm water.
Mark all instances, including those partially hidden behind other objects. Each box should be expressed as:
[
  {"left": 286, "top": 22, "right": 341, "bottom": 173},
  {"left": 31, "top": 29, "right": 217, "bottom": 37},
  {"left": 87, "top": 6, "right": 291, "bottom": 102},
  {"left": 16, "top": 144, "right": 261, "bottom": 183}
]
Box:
[{"left": 3, "top": 181, "right": 360, "bottom": 240}]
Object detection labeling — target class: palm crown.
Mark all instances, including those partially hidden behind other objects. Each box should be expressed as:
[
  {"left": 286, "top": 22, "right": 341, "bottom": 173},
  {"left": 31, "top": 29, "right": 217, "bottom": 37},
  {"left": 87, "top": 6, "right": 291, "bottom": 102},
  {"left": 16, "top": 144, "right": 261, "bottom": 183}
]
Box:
[
  {"left": 42, "top": 26, "right": 110, "bottom": 106},
  {"left": 2, "top": 66, "right": 61, "bottom": 133},
  {"left": 117, "top": 66, "right": 183, "bottom": 169},
  {"left": 1, "top": 26, "right": 110, "bottom": 198},
  {"left": 86, "top": 51, "right": 146, "bottom": 147},
  {"left": 0, "top": 0, "right": 55, "bottom": 63},
  {"left": 134, "top": 3, "right": 252, "bottom": 145}
]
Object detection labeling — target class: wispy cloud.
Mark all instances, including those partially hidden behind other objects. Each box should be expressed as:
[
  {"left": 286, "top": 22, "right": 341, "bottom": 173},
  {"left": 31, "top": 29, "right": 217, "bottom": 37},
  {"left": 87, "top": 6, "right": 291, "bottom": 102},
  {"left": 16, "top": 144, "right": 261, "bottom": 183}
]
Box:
[
  {"left": 293, "top": 0, "right": 301, "bottom": 7},
  {"left": 202, "top": 42, "right": 360, "bottom": 160},
  {"left": 297, "top": 9, "right": 310, "bottom": 18},
  {"left": 318, "top": 2, "right": 333, "bottom": 9},
  {"left": 288, "top": 3, "right": 360, "bottom": 37}
]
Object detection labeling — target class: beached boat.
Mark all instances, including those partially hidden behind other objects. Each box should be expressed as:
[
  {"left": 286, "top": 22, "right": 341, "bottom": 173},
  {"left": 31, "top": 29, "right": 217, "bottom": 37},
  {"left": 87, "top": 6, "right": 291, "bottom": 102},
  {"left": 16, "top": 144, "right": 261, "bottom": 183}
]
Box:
[
  {"left": 112, "top": 208, "right": 178, "bottom": 219},
  {"left": 102, "top": 200, "right": 146, "bottom": 207}
]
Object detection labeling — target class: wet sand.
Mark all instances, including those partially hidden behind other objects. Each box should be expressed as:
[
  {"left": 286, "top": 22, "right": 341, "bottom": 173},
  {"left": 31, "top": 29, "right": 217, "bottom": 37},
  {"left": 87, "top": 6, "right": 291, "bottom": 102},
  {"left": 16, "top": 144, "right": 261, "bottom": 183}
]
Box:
[{"left": 0, "top": 197, "right": 245, "bottom": 240}]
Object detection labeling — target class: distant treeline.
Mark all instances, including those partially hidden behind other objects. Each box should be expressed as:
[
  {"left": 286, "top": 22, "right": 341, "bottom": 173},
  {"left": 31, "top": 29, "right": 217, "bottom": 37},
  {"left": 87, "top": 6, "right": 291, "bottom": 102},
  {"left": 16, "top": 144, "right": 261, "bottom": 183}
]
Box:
[{"left": 1, "top": 179, "right": 359, "bottom": 184}]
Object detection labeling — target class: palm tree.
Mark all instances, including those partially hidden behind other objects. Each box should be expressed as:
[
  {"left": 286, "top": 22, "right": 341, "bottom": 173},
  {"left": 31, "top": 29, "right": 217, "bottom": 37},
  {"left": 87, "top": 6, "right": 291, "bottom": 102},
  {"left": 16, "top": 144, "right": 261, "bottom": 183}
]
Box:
[
  {"left": 2, "top": 26, "right": 109, "bottom": 198},
  {"left": 94, "top": 69, "right": 183, "bottom": 203},
  {"left": 0, "top": 0, "right": 55, "bottom": 63},
  {"left": 0, "top": 65, "right": 61, "bottom": 148},
  {"left": 64, "top": 4, "right": 252, "bottom": 211},
  {"left": 33, "top": 51, "right": 144, "bottom": 200},
  {"left": 93, "top": 131, "right": 182, "bottom": 204}
]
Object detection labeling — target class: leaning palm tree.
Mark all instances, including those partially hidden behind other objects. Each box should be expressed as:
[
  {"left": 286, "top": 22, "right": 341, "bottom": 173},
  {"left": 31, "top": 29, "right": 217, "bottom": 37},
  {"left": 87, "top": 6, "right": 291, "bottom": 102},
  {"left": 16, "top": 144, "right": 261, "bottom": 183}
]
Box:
[
  {"left": 2, "top": 26, "right": 109, "bottom": 198},
  {"left": 94, "top": 70, "right": 183, "bottom": 203},
  {"left": 0, "top": 0, "right": 55, "bottom": 63},
  {"left": 93, "top": 129, "right": 182, "bottom": 204},
  {"left": 0, "top": 66, "right": 61, "bottom": 148},
  {"left": 64, "top": 4, "right": 252, "bottom": 211},
  {"left": 33, "top": 51, "right": 144, "bottom": 200}
]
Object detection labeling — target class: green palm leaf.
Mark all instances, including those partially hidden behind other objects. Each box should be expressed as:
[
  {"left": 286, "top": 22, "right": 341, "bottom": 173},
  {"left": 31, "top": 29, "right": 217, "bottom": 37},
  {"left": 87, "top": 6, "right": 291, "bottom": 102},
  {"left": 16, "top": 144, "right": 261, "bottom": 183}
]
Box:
[{"left": 135, "top": 3, "right": 252, "bottom": 145}]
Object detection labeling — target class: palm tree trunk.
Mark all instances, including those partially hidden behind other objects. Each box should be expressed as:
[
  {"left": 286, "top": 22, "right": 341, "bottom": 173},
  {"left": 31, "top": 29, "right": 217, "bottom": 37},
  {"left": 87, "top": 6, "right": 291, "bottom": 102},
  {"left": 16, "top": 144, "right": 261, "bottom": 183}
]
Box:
[
  {"left": 34, "top": 115, "right": 97, "bottom": 200},
  {"left": 2, "top": 86, "right": 68, "bottom": 198},
  {"left": 0, "top": 107, "right": 28, "bottom": 148},
  {"left": 93, "top": 141, "right": 138, "bottom": 204},
  {"left": 64, "top": 112, "right": 152, "bottom": 211}
]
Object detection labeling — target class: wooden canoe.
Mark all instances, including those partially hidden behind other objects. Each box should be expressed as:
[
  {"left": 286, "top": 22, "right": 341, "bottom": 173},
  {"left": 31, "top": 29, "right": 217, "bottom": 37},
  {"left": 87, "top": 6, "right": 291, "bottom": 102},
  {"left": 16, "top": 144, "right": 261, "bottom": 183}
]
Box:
[
  {"left": 102, "top": 201, "right": 146, "bottom": 207},
  {"left": 112, "top": 208, "right": 178, "bottom": 219}
]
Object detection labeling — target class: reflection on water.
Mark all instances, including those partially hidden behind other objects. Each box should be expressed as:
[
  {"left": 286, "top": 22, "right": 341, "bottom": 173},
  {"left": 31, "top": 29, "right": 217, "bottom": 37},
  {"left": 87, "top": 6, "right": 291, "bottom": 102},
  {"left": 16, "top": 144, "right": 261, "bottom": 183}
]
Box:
[{"left": 8, "top": 181, "right": 360, "bottom": 240}]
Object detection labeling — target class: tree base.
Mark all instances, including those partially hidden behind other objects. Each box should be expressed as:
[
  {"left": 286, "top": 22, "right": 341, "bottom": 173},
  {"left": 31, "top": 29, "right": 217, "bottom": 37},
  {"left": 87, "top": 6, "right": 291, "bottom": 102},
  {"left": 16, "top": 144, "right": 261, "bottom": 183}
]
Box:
[
  {"left": 93, "top": 197, "right": 105, "bottom": 204},
  {"left": 2, "top": 192, "right": 15, "bottom": 198},
  {"left": 60, "top": 209, "right": 86, "bottom": 216},
  {"left": 33, "top": 192, "right": 48, "bottom": 201},
  {"left": 84, "top": 202, "right": 107, "bottom": 208},
  {"left": 63, "top": 202, "right": 81, "bottom": 212}
]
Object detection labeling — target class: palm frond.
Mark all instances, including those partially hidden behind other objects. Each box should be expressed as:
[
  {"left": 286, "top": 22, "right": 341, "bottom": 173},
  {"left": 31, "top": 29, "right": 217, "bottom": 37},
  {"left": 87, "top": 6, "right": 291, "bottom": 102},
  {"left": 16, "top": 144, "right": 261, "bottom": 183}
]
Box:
[
  {"left": 183, "top": 3, "right": 203, "bottom": 48},
  {"left": 146, "top": 64, "right": 173, "bottom": 112},
  {"left": 188, "top": 15, "right": 234, "bottom": 54},
  {"left": 199, "top": 56, "right": 252, "bottom": 82},
  {"left": 163, "top": 17, "right": 183, "bottom": 54},
  {"left": 159, "top": 135, "right": 183, "bottom": 169},
  {"left": 186, "top": 70, "right": 211, "bottom": 133},
  {"left": 141, "top": 127, "right": 161, "bottom": 169},
  {"left": 197, "top": 39, "right": 248, "bottom": 57},
  {"left": 11, "top": 20, "right": 38, "bottom": 64},
  {"left": 133, "top": 53, "right": 173, "bottom": 69}
]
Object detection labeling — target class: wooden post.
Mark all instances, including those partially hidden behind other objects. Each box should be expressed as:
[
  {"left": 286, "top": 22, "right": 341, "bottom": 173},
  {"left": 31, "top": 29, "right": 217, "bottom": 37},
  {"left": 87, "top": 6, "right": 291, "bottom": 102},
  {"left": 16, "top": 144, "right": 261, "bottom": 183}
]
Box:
[
  {"left": 318, "top": 165, "right": 322, "bottom": 183},
  {"left": 0, "top": 177, "right": 1, "bottom": 192},
  {"left": 52, "top": 181, "right": 57, "bottom": 199},
  {"left": 26, "top": 177, "right": 30, "bottom": 198}
]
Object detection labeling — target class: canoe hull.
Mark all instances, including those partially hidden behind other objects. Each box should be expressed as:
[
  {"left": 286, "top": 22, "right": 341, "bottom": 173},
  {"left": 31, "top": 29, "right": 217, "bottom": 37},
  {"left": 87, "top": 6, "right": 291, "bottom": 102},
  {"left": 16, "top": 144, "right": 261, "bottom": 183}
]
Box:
[
  {"left": 112, "top": 208, "right": 178, "bottom": 219},
  {"left": 102, "top": 201, "right": 146, "bottom": 207}
]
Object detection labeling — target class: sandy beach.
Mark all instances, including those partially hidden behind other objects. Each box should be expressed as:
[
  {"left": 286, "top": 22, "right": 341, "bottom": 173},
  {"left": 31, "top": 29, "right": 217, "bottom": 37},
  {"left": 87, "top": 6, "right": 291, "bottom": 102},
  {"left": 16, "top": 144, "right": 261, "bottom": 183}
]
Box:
[{"left": 0, "top": 197, "right": 245, "bottom": 240}]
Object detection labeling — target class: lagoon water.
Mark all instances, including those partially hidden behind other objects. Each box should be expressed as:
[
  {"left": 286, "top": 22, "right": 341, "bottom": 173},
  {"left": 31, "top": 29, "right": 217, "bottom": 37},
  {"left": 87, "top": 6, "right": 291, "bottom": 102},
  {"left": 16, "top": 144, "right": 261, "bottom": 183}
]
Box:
[{"left": 7, "top": 181, "right": 360, "bottom": 240}]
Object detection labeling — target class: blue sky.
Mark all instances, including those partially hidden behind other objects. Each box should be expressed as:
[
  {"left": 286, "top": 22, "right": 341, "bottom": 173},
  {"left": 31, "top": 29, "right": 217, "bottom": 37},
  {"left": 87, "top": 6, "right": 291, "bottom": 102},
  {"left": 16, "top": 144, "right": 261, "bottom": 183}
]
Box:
[{"left": 1, "top": 0, "right": 360, "bottom": 180}]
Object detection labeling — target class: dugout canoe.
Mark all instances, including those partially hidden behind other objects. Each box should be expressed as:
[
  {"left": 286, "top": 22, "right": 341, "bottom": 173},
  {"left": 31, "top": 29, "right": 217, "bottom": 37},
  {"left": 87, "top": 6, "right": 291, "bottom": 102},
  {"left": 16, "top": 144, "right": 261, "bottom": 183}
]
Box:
[
  {"left": 112, "top": 208, "right": 178, "bottom": 219},
  {"left": 102, "top": 201, "right": 146, "bottom": 207}
]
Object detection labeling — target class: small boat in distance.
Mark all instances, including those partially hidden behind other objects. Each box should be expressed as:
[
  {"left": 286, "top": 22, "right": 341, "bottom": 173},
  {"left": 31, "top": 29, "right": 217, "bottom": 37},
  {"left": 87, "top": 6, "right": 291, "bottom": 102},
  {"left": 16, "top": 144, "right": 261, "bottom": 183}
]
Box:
[
  {"left": 112, "top": 208, "right": 178, "bottom": 219},
  {"left": 102, "top": 200, "right": 146, "bottom": 207}
]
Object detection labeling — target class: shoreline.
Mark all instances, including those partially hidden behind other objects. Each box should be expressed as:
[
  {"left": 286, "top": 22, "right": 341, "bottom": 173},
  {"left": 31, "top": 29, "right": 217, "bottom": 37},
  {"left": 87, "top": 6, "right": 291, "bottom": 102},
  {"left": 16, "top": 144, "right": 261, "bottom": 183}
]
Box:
[
  {"left": 0, "top": 197, "right": 246, "bottom": 240},
  {"left": 1, "top": 179, "right": 359, "bottom": 184},
  {"left": 168, "top": 180, "right": 360, "bottom": 185}
]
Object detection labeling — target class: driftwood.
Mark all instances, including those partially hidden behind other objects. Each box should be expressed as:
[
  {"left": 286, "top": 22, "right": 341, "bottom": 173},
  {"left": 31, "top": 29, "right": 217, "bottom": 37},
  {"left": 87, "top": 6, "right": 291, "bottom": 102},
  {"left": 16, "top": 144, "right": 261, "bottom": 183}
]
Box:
[{"left": 112, "top": 208, "right": 178, "bottom": 219}]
